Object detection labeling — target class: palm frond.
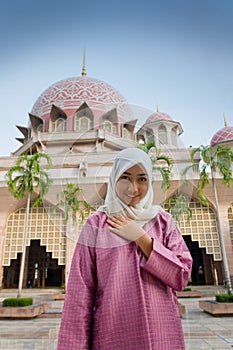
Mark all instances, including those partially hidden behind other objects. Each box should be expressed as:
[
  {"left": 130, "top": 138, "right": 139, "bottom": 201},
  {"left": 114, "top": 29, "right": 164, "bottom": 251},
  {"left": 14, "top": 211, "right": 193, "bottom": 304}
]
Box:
[
  {"left": 196, "top": 169, "right": 210, "bottom": 206},
  {"left": 137, "top": 142, "right": 173, "bottom": 192},
  {"left": 190, "top": 147, "right": 202, "bottom": 163},
  {"left": 182, "top": 144, "right": 233, "bottom": 206},
  {"left": 55, "top": 183, "right": 90, "bottom": 225},
  {"left": 5, "top": 152, "right": 52, "bottom": 202},
  {"left": 154, "top": 166, "right": 171, "bottom": 191},
  {"left": 166, "top": 194, "right": 192, "bottom": 223}
]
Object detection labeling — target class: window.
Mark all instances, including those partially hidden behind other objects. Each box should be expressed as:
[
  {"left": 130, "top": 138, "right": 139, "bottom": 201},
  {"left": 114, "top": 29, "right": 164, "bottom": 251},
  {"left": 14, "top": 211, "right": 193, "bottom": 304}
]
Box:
[
  {"left": 103, "top": 120, "right": 116, "bottom": 134},
  {"left": 37, "top": 124, "right": 45, "bottom": 132},
  {"left": 122, "top": 128, "right": 131, "bottom": 140},
  {"left": 171, "top": 127, "right": 177, "bottom": 147},
  {"left": 158, "top": 125, "right": 167, "bottom": 145},
  {"left": 51, "top": 117, "right": 67, "bottom": 132},
  {"left": 74, "top": 115, "right": 91, "bottom": 131}
]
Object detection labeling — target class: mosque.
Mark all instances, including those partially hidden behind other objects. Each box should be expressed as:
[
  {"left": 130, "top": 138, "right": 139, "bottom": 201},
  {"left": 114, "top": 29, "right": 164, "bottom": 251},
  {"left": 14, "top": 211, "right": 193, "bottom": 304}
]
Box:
[{"left": 0, "top": 55, "right": 233, "bottom": 289}]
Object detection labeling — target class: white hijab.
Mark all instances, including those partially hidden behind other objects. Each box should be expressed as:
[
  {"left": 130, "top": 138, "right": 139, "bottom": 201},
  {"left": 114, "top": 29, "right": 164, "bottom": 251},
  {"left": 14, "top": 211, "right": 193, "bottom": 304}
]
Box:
[{"left": 98, "top": 148, "right": 163, "bottom": 226}]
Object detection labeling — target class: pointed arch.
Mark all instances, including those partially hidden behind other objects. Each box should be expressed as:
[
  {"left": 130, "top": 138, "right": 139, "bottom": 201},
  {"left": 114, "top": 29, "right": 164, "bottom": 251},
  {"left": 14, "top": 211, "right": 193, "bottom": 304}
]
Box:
[
  {"left": 171, "top": 126, "right": 178, "bottom": 146},
  {"left": 100, "top": 108, "right": 118, "bottom": 135},
  {"left": 169, "top": 197, "right": 222, "bottom": 261},
  {"left": 50, "top": 105, "right": 67, "bottom": 132},
  {"left": 74, "top": 102, "right": 94, "bottom": 131},
  {"left": 29, "top": 113, "right": 45, "bottom": 134},
  {"left": 158, "top": 124, "right": 167, "bottom": 145},
  {"left": 3, "top": 203, "right": 66, "bottom": 267}
]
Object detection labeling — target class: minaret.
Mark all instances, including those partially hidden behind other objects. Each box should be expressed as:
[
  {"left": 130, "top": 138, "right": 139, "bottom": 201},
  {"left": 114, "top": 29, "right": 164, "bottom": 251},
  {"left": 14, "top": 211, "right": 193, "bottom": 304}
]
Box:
[
  {"left": 224, "top": 114, "right": 228, "bottom": 127},
  {"left": 82, "top": 49, "right": 87, "bottom": 76}
]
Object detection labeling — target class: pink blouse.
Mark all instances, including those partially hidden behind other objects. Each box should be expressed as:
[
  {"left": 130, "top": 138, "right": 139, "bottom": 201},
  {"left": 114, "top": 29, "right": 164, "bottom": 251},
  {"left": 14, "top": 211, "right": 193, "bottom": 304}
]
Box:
[{"left": 58, "top": 210, "right": 192, "bottom": 349}]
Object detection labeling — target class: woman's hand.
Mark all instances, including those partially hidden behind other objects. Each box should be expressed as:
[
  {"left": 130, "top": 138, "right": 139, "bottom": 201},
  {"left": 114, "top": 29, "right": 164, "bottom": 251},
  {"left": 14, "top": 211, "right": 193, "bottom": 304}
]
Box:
[
  {"left": 107, "top": 216, "right": 146, "bottom": 241},
  {"left": 107, "top": 215, "right": 153, "bottom": 258}
]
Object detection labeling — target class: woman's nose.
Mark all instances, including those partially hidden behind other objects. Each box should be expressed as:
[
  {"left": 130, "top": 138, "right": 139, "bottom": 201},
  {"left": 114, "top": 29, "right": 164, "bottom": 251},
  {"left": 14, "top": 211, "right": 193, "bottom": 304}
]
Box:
[{"left": 128, "top": 181, "right": 138, "bottom": 193}]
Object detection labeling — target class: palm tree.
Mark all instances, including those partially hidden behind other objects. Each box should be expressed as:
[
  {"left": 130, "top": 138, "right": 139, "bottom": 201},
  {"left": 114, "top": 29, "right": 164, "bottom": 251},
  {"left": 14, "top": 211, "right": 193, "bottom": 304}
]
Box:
[
  {"left": 183, "top": 144, "right": 233, "bottom": 294},
  {"left": 5, "top": 153, "right": 52, "bottom": 298},
  {"left": 166, "top": 193, "right": 192, "bottom": 225},
  {"left": 55, "top": 183, "right": 90, "bottom": 225},
  {"left": 55, "top": 183, "right": 90, "bottom": 282},
  {"left": 138, "top": 141, "right": 173, "bottom": 191}
]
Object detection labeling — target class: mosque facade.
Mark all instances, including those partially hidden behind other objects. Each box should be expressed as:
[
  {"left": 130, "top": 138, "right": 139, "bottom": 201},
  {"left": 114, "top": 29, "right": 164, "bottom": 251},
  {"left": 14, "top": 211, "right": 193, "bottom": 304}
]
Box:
[{"left": 0, "top": 61, "right": 233, "bottom": 289}]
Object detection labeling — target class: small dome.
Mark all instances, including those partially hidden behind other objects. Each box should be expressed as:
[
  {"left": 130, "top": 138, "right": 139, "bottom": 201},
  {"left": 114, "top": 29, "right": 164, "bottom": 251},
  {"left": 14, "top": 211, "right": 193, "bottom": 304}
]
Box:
[
  {"left": 210, "top": 126, "right": 233, "bottom": 146},
  {"left": 31, "top": 76, "right": 132, "bottom": 122},
  {"left": 145, "top": 111, "right": 173, "bottom": 124}
]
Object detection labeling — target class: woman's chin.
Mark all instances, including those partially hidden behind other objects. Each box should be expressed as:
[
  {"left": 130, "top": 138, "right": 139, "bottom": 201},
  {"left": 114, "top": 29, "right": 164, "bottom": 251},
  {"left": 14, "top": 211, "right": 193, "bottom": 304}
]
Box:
[{"left": 128, "top": 199, "right": 140, "bottom": 207}]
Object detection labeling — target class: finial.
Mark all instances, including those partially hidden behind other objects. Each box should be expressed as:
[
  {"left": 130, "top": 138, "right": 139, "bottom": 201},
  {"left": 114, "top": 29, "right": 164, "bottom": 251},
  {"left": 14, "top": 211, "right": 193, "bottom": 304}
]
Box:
[
  {"left": 82, "top": 49, "right": 87, "bottom": 76},
  {"left": 156, "top": 104, "right": 159, "bottom": 112},
  {"left": 223, "top": 113, "right": 228, "bottom": 127}
]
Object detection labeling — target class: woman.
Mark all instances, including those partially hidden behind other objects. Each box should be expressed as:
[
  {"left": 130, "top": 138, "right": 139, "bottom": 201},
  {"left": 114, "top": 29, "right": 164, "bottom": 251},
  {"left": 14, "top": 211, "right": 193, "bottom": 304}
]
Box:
[{"left": 57, "top": 148, "right": 192, "bottom": 349}]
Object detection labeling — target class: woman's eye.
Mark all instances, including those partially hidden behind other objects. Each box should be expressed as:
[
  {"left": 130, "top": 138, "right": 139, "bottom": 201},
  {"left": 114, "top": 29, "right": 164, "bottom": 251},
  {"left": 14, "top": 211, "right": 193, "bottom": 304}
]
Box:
[
  {"left": 120, "top": 175, "right": 129, "bottom": 180},
  {"left": 139, "top": 177, "right": 148, "bottom": 182}
]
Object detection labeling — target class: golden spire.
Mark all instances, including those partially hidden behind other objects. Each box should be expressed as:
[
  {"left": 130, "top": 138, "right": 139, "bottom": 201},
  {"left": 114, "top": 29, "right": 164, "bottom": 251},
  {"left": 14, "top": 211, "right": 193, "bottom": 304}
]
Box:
[
  {"left": 224, "top": 113, "right": 228, "bottom": 127},
  {"left": 81, "top": 49, "right": 87, "bottom": 76}
]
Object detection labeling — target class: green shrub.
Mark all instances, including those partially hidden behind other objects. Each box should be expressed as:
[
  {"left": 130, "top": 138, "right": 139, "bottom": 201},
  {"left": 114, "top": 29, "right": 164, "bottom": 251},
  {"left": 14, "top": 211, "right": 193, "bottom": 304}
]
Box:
[
  {"left": 183, "top": 287, "right": 192, "bottom": 292},
  {"left": 3, "top": 297, "right": 33, "bottom": 307},
  {"left": 215, "top": 294, "right": 233, "bottom": 303},
  {"left": 18, "top": 298, "right": 33, "bottom": 306}
]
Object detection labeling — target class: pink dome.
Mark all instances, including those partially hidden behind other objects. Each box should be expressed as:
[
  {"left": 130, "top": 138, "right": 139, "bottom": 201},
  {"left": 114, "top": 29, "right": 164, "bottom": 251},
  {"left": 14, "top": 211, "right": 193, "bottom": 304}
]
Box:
[
  {"left": 145, "top": 111, "right": 173, "bottom": 124},
  {"left": 31, "top": 76, "right": 132, "bottom": 122},
  {"left": 210, "top": 126, "right": 233, "bottom": 146}
]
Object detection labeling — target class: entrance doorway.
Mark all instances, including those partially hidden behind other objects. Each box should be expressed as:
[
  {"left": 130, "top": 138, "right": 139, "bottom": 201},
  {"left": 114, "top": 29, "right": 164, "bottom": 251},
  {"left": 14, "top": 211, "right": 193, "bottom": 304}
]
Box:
[
  {"left": 27, "top": 240, "right": 63, "bottom": 287},
  {"left": 183, "top": 235, "right": 223, "bottom": 285},
  {"left": 3, "top": 240, "right": 64, "bottom": 288}
]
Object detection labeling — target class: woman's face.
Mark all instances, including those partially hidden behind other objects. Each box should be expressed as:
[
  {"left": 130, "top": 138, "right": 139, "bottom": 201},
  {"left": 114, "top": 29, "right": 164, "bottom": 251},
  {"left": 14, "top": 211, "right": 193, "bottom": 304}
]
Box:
[{"left": 116, "top": 164, "right": 149, "bottom": 207}]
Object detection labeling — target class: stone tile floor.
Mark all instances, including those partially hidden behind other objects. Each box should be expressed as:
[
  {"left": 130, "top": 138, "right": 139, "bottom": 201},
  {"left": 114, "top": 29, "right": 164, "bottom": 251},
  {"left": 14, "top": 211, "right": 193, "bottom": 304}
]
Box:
[
  {"left": 182, "top": 298, "right": 233, "bottom": 349},
  {"left": 0, "top": 286, "right": 232, "bottom": 349}
]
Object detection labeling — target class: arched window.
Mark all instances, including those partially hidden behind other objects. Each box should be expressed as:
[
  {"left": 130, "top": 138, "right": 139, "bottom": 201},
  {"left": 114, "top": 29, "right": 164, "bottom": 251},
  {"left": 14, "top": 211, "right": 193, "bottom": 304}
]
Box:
[
  {"left": 51, "top": 117, "right": 67, "bottom": 132},
  {"left": 80, "top": 116, "right": 90, "bottom": 131},
  {"left": 73, "top": 103, "right": 94, "bottom": 131},
  {"left": 122, "top": 128, "right": 131, "bottom": 140},
  {"left": 171, "top": 127, "right": 177, "bottom": 147},
  {"left": 158, "top": 125, "right": 167, "bottom": 145},
  {"left": 37, "top": 123, "right": 45, "bottom": 132},
  {"left": 74, "top": 116, "right": 91, "bottom": 131},
  {"left": 103, "top": 120, "right": 117, "bottom": 134}
]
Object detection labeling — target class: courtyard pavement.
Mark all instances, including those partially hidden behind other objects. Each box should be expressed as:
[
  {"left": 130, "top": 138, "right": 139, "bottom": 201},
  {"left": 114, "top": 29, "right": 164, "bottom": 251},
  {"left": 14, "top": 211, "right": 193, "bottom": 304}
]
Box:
[{"left": 0, "top": 286, "right": 233, "bottom": 349}]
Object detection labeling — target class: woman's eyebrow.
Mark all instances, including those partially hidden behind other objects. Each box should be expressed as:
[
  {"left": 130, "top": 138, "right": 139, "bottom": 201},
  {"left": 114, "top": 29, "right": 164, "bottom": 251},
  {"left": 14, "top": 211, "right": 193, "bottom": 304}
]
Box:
[{"left": 122, "top": 171, "right": 148, "bottom": 176}]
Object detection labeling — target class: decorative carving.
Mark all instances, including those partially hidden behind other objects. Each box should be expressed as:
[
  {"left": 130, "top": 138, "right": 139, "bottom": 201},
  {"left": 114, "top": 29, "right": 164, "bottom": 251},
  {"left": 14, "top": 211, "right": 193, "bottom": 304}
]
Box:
[
  {"left": 146, "top": 112, "right": 173, "bottom": 124},
  {"left": 211, "top": 126, "right": 233, "bottom": 146},
  {"left": 31, "top": 77, "right": 132, "bottom": 121}
]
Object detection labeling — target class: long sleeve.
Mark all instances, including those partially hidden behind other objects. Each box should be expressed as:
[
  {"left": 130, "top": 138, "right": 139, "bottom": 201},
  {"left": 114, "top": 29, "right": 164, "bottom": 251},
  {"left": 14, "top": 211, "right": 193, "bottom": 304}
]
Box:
[
  {"left": 57, "top": 238, "right": 96, "bottom": 349},
  {"left": 58, "top": 211, "right": 189, "bottom": 349},
  {"left": 140, "top": 211, "right": 193, "bottom": 291}
]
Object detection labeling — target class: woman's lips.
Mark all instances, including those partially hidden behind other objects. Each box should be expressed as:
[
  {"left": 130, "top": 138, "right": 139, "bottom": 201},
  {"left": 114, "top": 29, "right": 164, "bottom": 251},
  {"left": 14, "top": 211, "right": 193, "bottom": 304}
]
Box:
[{"left": 127, "top": 194, "right": 140, "bottom": 200}]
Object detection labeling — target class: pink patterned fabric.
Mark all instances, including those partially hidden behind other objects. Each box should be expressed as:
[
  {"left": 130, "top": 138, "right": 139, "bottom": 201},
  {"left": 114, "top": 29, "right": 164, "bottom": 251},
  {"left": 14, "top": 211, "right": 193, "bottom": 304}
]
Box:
[{"left": 57, "top": 211, "right": 192, "bottom": 349}]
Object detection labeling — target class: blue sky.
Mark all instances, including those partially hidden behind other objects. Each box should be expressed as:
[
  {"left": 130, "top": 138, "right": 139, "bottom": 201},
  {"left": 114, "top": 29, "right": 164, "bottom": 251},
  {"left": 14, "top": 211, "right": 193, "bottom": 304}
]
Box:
[{"left": 1, "top": 0, "right": 233, "bottom": 155}]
